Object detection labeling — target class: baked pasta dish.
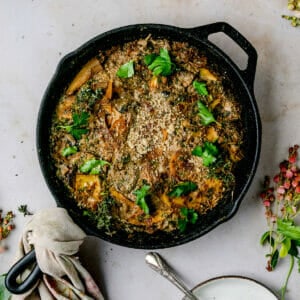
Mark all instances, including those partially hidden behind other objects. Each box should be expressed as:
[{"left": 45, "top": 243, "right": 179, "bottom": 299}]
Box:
[{"left": 50, "top": 36, "right": 243, "bottom": 235}]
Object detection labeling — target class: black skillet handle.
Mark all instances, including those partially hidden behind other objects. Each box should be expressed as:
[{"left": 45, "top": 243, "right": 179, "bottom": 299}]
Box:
[
  {"left": 188, "top": 22, "right": 257, "bottom": 90},
  {"left": 5, "top": 249, "right": 42, "bottom": 295}
]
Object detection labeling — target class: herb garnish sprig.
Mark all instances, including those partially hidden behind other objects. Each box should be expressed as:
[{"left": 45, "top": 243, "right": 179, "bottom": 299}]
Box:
[
  {"left": 133, "top": 184, "right": 151, "bottom": 214},
  {"left": 192, "top": 142, "right": 219, "bottom": 167},
  {"left": 62, "top": 146, "right": 78, "bottom": 157},
  {"left": 59, "top": 112, "right": 89, "bottom": 140},
  {"left": 260, "top": 145, "right": 300, "bottom": 299},
  {"left": 144, "top": 48, "right": 175, "bottom": 76},
  {"left": 168, "top": 181, "right": 197, "bottom": 198},
  {"left": 193, "top": 81, "right": 216, "bottom": 125},
  {"left": 117, "top": 60, "right": 135, "bottom": 78},
  {"left": 178, "top": 207, "right": 198, "bottom": 232},
  {"left": 18, "top": 205, "right": 33, "bottom": 216},
  {"left": 80, "top": 159, "right": 110, "bottom": 175}
]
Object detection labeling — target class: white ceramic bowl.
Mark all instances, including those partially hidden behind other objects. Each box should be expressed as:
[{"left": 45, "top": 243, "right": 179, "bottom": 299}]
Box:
[{"left": 183, "top": 276, "right": 278, "bottom": 300}]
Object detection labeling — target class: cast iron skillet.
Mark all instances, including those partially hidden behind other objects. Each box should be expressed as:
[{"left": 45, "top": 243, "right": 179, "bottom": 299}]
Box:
[{"left": 36, "top": 22, "right": 261, "bottom": 249}]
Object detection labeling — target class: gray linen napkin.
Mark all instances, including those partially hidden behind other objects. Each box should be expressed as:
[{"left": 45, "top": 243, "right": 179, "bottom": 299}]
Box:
[{"left": 11, "top": 207, "right": 104, "bottom": 300}]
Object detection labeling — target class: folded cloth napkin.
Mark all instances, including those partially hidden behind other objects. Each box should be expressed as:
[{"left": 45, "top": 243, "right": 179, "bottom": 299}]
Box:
[{"left": 11, "top": 207, "right": 104, "bottom": 300}]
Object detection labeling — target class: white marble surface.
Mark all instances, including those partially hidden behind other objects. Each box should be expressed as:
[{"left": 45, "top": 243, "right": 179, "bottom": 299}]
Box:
[{"left": 0, "top": 1, "right": 299, "bottom": 299}]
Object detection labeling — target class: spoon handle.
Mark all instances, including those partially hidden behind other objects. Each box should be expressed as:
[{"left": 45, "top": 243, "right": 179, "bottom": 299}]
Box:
[{"left": 145, "top": 252, "right": 199, "bottom": 300}]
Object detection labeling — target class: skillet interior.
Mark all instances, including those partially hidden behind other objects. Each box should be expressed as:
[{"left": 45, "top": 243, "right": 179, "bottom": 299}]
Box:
[{"left": 37, "top": 23, "right": 261, "bottom": 249}]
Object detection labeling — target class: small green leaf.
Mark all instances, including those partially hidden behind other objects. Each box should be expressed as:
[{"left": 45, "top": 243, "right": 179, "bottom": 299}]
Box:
[
  {"left": 197, "top": 101, "right": 216, "bottom": 126},
  {"left": 193, "top": 81, "right": 208, "bottom": 96},
  {"left": 189, "top": 210, "right": 198, "bottom": 224},
  {"left": 192, "top": 142, "right": 219, "bottom": 167},
  {"left": 59, "top": 112, "right": 90, "bottom": 140},
  {"left": 72, "top": 112, "right": 89, "bottom": 127},
  {"left": 168, "top": 182, "right": 198, "bottom": 198},
  {"left": 178, "top": 218, "right": 187, "bottom": 232},
  {"left": 62, "top": 146, "right": 78, "bottom": 157},
  {"left": 133, "top": 184, "right": 151, "bottom": 214},
  {"left": 271, "top": 249, "right": 279, "bottom": 269},
  {"left": 80, "top": 159, "right": 110, "bottom": 174},
  {"left": 147, "top": 48, "right": 175, "bottom": 76},
  {"left": 117, "top": 61, "right": 135, "bottom": 78},
  {"left": 178, "top": 207, "right": 198, "bottom": 232}
]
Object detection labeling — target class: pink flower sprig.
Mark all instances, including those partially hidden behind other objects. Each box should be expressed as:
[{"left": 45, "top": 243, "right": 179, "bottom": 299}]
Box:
[{"left": 260, "top": 145, "right": 300, "bottom": 300}]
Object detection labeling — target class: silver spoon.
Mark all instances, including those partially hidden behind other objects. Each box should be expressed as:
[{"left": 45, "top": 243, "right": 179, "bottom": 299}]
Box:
[{"left": 145, "top": 252, "right": 199, "bottom": 300}]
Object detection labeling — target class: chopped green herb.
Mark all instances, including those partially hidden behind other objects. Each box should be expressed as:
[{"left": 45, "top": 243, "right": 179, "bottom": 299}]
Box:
[
  {"left": 193, "top": 81, "right": 208, "bottom": 96},
  {"left": 59, "top": 112, "right": 89, "bottom": 140},
  {"left": 192, "top": 142, "right": 219, "bottom": 167},
  {"left": 133, "top": 184, "right": 151, "bottom": 214},
  {"left": 77, "top": 84, "right": 102, "bottom": 106},
  {"left": 117, "top": 60, "right": 135, "bottom": 78},
  {"left": 147, "top": 48, "right": 175, "bottom": 76},
  {"left": 83, "top": 197, "right": 114, "bottom": 234},
  {"left": 168, "top": 182, "right": 197, "bottom": 198},
  {"left": 62, "top": 146, "right": 78, "bottom": 157},
  {"left": 80, "top": 159, "right": 110, "bottom": 174},
  {"left": 17, "top": 205, "right": 33, "bottom": 216},
  {"left": 178, "top": 207, "right": 198, "bottom": 232},
  {"left": 197, "top": 101, "right": 216, "bottom": 125}
]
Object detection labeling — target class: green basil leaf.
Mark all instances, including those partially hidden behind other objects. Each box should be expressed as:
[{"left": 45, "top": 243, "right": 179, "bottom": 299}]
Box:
[
  {"left": 192, "top": 142, "right": 219, "bottom": 167},
  {"left": 180, "top": 207, "right": 188, "bottom": 217},
  {"left": 62, "top": 146, "right": 78, "bottom": 157},
  {"left": 59, "top": 112, "right": 90, "bottom": 140},
  {"left": 204, "top": 142, "right": 218, "bottom": 156},
  {"left": 189, "top": 210, "right": 198, "bottom": 224},
  {"left": 80, "top": 159, "right": 110, "bottom": 174},
  {"left": 168, "top": 182, "right": 197, "bottom": 197},
  {"left": 147, "top": 48, "right": 175, "bottom": 76},
  {"left": 73, "top": 112, "right": 89, "bottom": 127},
  {"left": 117, "top": 61, "right": 135, "bottom": 78},
  {"left": 133, "top": 184, "right": 151, "bottom": 214},
  {"left": 201, "top": 150, "right": 217, "bottom": 166},
  {"left": 197, "top": 101, "right": 216, "bottom": 125},
  {"left": 178, "top": 218, "right": 187, "bottom": 232},
  {"left": 178, "top": 207, "right": 198, "bottom": 232},
  {"left": 70, "top": 128, "right": 88, "bottom": 140},
  {"left": 193, "top": 81, "right": 208, "bottom": 96}
]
